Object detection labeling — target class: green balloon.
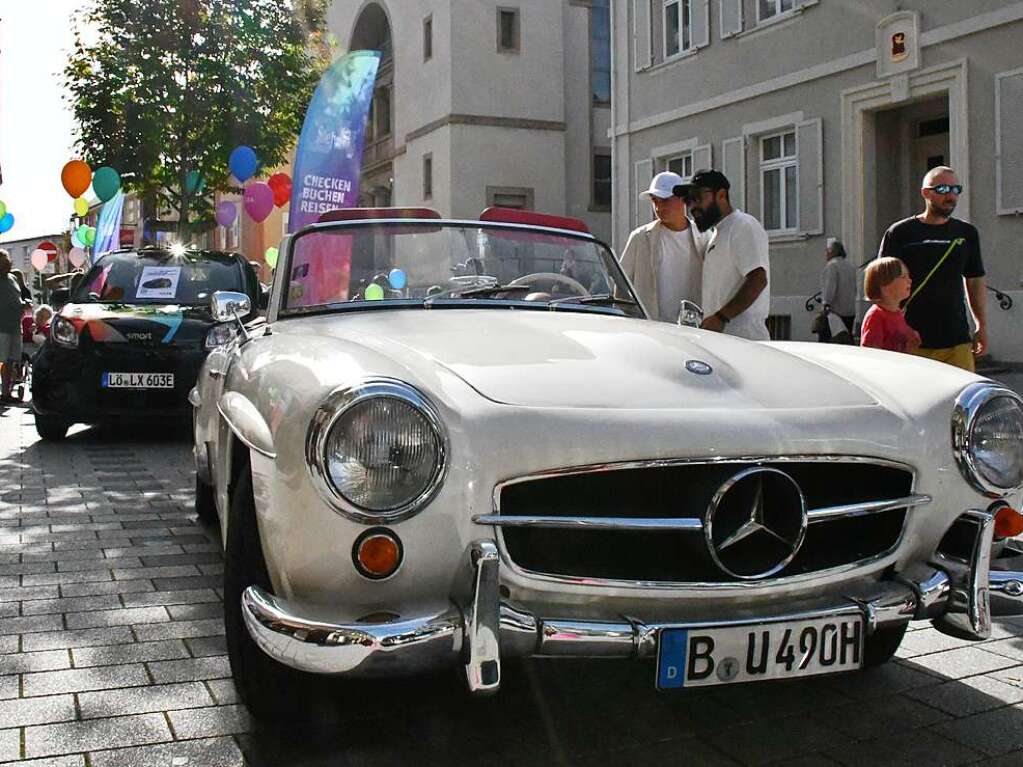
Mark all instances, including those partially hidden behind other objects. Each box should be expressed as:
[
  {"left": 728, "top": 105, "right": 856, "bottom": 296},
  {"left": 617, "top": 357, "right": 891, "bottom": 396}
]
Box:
[
  {"left": 0, "top": 201, "right": 6, "bottom": 219},
  {"left": 92, "top": 166, "right": 121, "bottom": 202},
  {"left": 84, "top": 226, "right": 96, "bottom": 246},
  {"left": 264, "top": 247, "right": 278, "bottom": 268},
  {"left": 364, "top": 283, "right": 384, "bottom": 301},
  {"left": 76, "top": 224, "right": 90, "bottom": 244}
]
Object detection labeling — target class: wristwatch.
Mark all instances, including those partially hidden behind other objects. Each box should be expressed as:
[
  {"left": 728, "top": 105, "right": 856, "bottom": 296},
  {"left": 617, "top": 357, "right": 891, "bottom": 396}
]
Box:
[{"left": 714, "top": 311, "right": 730, "bottom": 326}]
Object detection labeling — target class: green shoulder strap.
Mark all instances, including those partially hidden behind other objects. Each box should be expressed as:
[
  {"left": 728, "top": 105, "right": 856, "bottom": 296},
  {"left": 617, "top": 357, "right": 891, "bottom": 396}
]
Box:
[{"left": 904, "top": 237, "right": 965, "bottom": 308}]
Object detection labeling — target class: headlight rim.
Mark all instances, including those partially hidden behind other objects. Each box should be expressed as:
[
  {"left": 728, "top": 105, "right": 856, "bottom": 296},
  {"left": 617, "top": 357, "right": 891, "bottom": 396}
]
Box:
[
  {"left": 952, "top": 382, "right": 1023, "bottom": 497},
  {"left": 305, "top": 378, "right": 448, "bottom": 524},
  {"left": 51, "top": 315, "right": 78, "bottom": 348}
]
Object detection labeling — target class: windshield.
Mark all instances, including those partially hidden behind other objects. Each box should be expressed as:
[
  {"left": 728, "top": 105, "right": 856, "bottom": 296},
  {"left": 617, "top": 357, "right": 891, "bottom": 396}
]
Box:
[
  {"left": 282, "top": 221, "right": 643, "bottom": 319},
  {"left": 73, "top": 251, "right": 246, "bottom": 306}
]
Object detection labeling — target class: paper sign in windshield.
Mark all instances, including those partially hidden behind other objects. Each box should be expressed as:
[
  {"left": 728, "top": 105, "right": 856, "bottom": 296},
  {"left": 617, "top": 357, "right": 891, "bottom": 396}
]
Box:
[{"left": 137, "top": 267, "right": 181, "bottom": 299}]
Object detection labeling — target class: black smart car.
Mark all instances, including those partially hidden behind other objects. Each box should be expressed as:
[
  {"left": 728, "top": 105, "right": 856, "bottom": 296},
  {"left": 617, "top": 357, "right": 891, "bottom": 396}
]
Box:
[{"left": 31, "top": 247, "right": 263, "bottom": 440}]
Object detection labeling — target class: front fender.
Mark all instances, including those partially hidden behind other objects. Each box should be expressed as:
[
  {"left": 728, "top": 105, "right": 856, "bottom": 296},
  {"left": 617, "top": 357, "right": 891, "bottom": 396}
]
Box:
[{"left": 218, "top": 391, "right": 276, "bottom": 459}]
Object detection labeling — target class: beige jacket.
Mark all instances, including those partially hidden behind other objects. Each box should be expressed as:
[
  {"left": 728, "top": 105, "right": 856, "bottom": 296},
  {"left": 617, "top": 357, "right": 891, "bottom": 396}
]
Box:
[{"left": 618, "top": 219, "right": 704, "bottom": 320}]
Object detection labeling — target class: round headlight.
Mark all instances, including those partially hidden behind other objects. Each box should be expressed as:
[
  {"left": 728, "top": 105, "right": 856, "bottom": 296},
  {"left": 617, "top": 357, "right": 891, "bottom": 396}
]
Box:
[
  {"left": 953, "top": 383, "right": 1023, "bottom": 496},
  {"left": 307, "top": 379, "right": 447, "bottom": 523}
]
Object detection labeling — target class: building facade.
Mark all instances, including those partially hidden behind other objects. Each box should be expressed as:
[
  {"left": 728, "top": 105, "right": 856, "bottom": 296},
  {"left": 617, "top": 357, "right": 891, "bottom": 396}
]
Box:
[
  {"left": 326, "top": 0, "right": 614, "bottom": 242},
  {"left": 612, "top": 0, "right": 1023, "bottom": 358}
]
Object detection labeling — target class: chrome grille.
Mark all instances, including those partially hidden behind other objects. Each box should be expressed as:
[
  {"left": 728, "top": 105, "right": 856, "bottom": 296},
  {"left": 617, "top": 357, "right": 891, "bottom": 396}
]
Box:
[{"left": 483, "top": 459, "right": 920, "bottom": 586}]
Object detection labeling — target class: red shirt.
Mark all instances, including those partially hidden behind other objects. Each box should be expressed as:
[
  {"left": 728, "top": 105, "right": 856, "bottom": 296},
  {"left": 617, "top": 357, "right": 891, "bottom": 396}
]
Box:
[
  {"left": 861, "top": 305, "right": 917, "bottom": 353},
  {"left": 21, "top": 315, "right": 33, "bottom": 343}
]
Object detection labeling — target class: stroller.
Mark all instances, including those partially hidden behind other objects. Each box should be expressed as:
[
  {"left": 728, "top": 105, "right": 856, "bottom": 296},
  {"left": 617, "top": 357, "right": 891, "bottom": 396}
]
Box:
[{"left": 12, "top": 346, "right": 35, "bottom": 402}]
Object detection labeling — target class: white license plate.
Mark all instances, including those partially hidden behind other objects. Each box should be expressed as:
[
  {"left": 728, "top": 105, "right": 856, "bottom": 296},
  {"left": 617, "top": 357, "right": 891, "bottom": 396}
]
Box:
[
  {"left": 656, "top": 615, "right": 863, "bottom": 689},
  {"left": 102, "top": 372, "right": 175, "bottom": 389}
]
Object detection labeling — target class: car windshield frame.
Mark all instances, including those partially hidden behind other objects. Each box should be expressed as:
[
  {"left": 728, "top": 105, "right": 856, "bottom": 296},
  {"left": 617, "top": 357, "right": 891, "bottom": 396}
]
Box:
[
  {"left": 275, "top": 218, "right": 646, "bottom": 321},
  {"left": 70, "top": 249, "right": 248, "bottom": 307}
]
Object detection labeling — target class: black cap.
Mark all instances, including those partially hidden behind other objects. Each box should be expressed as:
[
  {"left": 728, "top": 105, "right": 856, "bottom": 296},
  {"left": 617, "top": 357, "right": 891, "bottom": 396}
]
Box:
[{"left": 672, "top": 169, "right": 730, "bottom": 199}]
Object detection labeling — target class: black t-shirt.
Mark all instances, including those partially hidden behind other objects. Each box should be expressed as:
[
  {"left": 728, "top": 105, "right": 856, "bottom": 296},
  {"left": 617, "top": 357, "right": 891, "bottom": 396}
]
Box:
[{"left": 878, "top": 216, "right": 984, "bottom": 349}]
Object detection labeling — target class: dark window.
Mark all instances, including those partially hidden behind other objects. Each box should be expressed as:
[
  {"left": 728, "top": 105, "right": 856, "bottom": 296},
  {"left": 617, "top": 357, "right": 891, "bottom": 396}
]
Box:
[
  {"left": 593, "top": 153, "right": 612, "bottom": 209},
  {"left": 919, "top": 117, "right": 949, "bottom": 137},
  {"left": 498, "top": 8, "right": 520, "bottom": 53},
  {"left": 590, "top": 0, "right": 611, "bottom": 104},
  {"left": 423, "top": 155, "right": 433, "bottom": 199},
  {"left": 374, "top": 88, "right": 391, "bottom": 138},
  {"left": 423, "top": 16, "right": 433, "bottom": 60}
]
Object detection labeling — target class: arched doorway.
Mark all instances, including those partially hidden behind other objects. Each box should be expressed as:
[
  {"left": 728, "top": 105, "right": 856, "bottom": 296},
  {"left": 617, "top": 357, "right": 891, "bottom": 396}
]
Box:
[{"left": 351, "top": 3, "right": 394, "bottom": 207}]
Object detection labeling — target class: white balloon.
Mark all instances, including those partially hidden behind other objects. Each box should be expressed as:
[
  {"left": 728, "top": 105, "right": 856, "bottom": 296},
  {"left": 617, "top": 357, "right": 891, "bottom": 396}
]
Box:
[
  {"left": 68, "top": 247, "right": 86, "bottom": 268},
  {"left": 30, "top": 249, "right": 48, "bottom": 271}
]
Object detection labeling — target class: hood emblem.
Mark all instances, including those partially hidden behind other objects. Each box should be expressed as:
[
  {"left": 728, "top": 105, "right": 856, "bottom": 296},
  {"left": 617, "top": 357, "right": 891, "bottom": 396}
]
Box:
[
  {"left": 705, "top": 467, "right": 807, "bottom": 580},
  {"left": 685, "top": 359, "right": 713, "bottom": 376},
  {"left": 125, "top": 331, "right": 153, "bottom": 342}
]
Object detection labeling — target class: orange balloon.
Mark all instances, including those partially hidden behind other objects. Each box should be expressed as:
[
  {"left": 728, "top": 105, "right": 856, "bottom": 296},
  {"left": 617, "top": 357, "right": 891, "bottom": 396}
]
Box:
[{"left": 61, "top": 160, "right": 93, "bottom": 198}]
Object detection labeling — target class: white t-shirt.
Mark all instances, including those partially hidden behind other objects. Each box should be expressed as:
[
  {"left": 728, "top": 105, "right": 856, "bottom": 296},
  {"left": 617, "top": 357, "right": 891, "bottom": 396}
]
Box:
[
  {"left": 656, "top": 226, "right": 701, "bottom": 323},
  {"left": 701, "top": 209, "right": 771, "bottom": 340}
]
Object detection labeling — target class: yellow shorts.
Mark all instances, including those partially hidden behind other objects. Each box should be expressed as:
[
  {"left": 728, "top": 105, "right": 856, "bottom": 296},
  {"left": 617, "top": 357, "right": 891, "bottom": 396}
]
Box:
[{"left": 913, "top": 343, "right": 975, "bottom": 372}]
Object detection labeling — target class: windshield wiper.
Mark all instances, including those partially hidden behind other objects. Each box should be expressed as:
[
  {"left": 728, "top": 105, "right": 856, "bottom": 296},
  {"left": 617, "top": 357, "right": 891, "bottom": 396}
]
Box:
[
  {"left": 547, "top": 293, "right": 639, "bottom": 309},
  {"left": 423, "top": 284, "right": 532, "bottom": 306}
]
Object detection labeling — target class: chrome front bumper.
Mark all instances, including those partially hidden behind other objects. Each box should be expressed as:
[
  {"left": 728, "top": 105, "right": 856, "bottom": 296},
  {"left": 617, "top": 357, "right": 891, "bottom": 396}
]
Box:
[{"left": 242, "top": 509, "right": 1023, "bottom": 694}]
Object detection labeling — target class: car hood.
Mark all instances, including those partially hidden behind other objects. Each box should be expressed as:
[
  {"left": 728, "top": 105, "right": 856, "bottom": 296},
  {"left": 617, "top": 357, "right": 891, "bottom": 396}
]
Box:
[
  {"left": 284, "top": 310, "right": 879, "bottom": 410},
  {"left": 60, "top": 302, "right": 215, "bottom": 346}
]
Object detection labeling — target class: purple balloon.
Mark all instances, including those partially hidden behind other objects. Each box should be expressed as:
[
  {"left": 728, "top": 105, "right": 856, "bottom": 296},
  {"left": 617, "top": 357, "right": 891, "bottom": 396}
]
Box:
[
  {"left": 243, "top": 182, "right": 274, "bottom": 223},
  {"left": 215, "top": 201, "right": 237, "bottom": 227}
]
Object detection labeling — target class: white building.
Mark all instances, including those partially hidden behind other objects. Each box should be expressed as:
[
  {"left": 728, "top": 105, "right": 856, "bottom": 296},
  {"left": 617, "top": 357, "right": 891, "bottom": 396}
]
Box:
[
  {"left": 612, "top": 0, "right": 1023, "bottom": 358},
  {"left": 327, "top": 0, "right": 613, "bottom": 242}
]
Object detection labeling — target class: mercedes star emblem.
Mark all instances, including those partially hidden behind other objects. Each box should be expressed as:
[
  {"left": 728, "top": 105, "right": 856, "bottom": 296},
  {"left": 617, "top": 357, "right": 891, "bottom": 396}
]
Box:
[
  {"left": 704, "top": 467, "right": 808, "bottom": 580},
  {"left": 685, "top": 359, "right": 713, "bottom": 376}
]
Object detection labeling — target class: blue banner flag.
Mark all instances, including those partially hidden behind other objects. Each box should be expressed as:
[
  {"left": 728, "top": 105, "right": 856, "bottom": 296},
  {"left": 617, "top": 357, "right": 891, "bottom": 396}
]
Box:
[
  {"left": 288, "top": 50, "right": 380, "bottom": 306},
  {"left": 94, "top": 190, "right": 125, "bottom": 258}
]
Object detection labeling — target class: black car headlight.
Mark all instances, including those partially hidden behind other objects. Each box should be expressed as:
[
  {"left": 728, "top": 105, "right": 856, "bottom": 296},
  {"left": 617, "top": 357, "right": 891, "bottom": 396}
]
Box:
[
  {"left": 953, "top": 383, "right": 1023, "bottom": 496},
  {"left": 51, "top": 316, "right": 78, "bottom": 348},
  {"left": 204, "top": 323, "right": 236, "bottom": 349},
  {"left": 306, "top": 379, "right": 447, "bottom": 523}
]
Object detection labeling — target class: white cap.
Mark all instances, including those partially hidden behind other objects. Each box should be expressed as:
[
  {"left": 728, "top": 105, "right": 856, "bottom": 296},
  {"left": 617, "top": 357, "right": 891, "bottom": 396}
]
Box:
[
  {"left": 639, "top": 171, "right": 686, "bottom": 200},
  {"left": 826, "top": 237, "right": 837, "bottom": 249}
]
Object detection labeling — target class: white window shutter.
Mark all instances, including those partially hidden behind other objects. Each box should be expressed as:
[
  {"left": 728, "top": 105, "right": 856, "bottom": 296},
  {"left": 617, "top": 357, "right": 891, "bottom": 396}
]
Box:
[
  {"left": 721, "top": 136, "right": 746, "bottom": 210},
  {"left": 996, "top": 68, "right": 1023, "bottom": 214},
  {"left": 633, "top": 0, "right": 651, "bottom": 72},
  {"left": 720, "top": 0, "right": 743, "bottom": 39},
  {"left": 796, "top": 118, "right": 823, "bottom": 234},
  {"left": 635, "top": 158, "right": 654, "bottom": 224},
  {"left": 692, "top": 0, "right": 710, "bottom": 49},
  {"left": 691, "top": 144, "right": 712, "bottom": 173}
]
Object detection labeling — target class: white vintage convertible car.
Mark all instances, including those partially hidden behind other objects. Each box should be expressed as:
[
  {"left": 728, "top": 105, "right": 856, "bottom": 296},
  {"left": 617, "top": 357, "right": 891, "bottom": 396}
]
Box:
[{"left": 191, "top": 207, "right": 1023, "bottom": 720}]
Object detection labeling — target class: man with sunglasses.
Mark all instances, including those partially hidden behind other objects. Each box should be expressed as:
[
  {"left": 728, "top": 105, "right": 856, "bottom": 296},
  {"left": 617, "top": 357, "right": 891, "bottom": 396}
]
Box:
[
  {"left": 680, "top": 170, "right": 770, "bottom": 341},
  {"left": 877, "top": 166, "right": 986, "bottom": 371}
]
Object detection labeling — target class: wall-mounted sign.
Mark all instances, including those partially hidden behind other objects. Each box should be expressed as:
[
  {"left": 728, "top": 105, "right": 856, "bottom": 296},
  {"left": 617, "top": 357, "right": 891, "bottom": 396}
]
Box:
[{"left": 876, "top": 11, "right": 919, "bottom": 79}]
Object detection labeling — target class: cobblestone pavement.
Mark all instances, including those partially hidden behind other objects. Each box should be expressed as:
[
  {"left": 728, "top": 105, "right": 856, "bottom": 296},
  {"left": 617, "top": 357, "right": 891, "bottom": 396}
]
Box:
[{"left": 0, "top": 370, "right": 1020, "bottom": 765}]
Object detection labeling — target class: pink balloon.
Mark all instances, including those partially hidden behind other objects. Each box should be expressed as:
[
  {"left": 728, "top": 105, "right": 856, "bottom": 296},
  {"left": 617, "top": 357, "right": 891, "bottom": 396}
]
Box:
[
  {"left": 215, "top": 201, "right": 237, "bottom": 227},
  {"left": 68, "top": 247, "right": 86, "bottom": 268},
  {"left": 243, "top": 182, "right": 274, "bottom": 223},
  {"left": 31, "top": 249, "right": 48, "bottom": 271}
]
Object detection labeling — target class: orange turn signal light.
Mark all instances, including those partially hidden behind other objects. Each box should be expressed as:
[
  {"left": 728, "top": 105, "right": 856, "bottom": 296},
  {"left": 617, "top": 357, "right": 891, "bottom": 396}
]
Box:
[
  {"left": 994, "top": 505, "right": 1023, "bottom": 540},
  {"left": 353, "top": 529, "right": 403, "bottom": 580}
]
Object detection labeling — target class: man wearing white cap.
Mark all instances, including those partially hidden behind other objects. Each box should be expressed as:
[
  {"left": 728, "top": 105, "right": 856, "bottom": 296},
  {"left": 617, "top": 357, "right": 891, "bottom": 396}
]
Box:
[{"left": 619, "top": 171, "right": 704, "bottom": 322}]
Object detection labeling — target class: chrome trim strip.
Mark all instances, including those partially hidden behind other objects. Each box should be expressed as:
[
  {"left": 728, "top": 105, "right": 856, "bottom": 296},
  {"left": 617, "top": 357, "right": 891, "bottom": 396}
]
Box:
[
  {"left": 952, "top": 382, "right": 1023, "bottom": 497},
  {"left": 489, "top": 455, "right": 917, "bottom": 591},
  {"left": 806, "top": 494, "right": 931, "bottom": 522},
  {"left": 472, "top": 494, "right": 930, "bottom": 533},
  {"left": 472, "top": 515, "right": 704, "bottom": 531},
  {"left": 304, "top": 378, "right": 448, "bottom": 525}
]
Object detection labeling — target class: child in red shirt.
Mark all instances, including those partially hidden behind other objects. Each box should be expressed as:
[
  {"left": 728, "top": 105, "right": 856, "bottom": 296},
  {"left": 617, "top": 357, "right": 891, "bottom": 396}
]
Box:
[{"left": 861, "top": 257, "right": 921, "bottom": 354}]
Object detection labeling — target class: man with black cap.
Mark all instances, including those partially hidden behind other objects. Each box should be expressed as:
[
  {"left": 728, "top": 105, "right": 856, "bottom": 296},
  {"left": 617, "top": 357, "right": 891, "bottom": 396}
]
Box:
[
  {"left": 619, "top": 171, "right": 705, "bottom": 322},
  {"left": 680, "top": 169, "right": 770, "bottom": 341}
]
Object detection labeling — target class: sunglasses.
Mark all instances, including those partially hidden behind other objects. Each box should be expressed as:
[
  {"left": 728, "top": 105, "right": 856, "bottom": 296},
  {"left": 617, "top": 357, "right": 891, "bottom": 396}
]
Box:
[{"left": 925, "top": 184, "right": 963, "bottom": 195}]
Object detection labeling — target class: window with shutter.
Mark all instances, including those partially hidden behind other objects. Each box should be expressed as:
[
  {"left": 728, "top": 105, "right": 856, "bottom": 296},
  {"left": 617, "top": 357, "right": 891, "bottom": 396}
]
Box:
[
  {"left": 691, "top": 144, "right": 712, "bottom": 174},
  {"left": 633, "top": 0, "right": 651, "bottom": 71},
  {"left": 690, "top": 0, "right": 709, "bottom": 49},
  {"left": 759, "top": 130, "right": 797, "bottom": 232},
  {"left": 996, "top": 68, "right": 1023, "bottom": 215}
]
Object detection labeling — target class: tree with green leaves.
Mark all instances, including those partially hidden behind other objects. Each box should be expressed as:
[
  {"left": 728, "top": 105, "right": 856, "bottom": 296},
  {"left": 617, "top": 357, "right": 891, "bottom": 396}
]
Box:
[{"left": 64, "top": 0, "right": 328, "bottom": 239}]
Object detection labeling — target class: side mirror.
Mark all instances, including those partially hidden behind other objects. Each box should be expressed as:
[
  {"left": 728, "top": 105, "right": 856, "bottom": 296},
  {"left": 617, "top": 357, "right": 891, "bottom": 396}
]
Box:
[
  {"left": 51, "top": 288, "right": 70, "bottom": 306},
  {"left": 210, "top": 291, "right": 252, "bottom": 323},
  {"left": 677, "top": 299, "right": 704, "bottom": 328}
]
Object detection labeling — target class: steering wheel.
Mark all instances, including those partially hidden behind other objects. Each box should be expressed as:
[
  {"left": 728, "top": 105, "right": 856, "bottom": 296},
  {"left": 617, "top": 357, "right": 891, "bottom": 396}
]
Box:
[{"left": 509, "top": 272, "right": 587, "bottom": 296}]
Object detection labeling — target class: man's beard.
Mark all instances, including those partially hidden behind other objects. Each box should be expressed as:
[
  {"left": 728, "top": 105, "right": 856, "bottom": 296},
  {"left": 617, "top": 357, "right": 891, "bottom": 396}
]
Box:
[
  {"left": 929, "top": 199, "right": 957, "bottom": 218},
  {"left": 692, "top": 201, "right": 722, "bottom": 232}
]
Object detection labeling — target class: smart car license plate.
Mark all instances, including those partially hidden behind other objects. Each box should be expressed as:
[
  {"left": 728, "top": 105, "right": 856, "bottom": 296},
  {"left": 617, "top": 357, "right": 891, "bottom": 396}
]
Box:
[
  {"left": 656, "top": 615, "right": 863, "bottom": 689},
  {"left": 102, "top": 372, "right": 175, "bottom": 389}
]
